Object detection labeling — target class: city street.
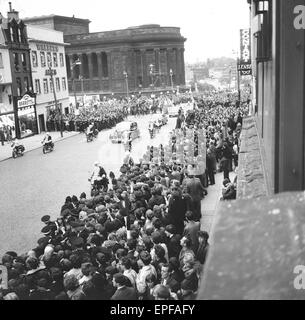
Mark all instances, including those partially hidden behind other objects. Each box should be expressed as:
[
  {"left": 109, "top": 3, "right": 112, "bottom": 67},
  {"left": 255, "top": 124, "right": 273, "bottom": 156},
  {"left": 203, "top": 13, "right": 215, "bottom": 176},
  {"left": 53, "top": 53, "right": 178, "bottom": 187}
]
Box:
[{"left": 0, "top": 114, "right": 177, "bottom": 256}]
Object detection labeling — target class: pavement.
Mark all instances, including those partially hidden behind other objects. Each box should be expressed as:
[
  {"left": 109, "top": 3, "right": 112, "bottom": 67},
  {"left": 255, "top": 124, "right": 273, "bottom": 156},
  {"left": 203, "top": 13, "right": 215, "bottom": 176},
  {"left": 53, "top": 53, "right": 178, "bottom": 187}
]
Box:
[
  {"left": 200, "top": 170, "right": 237, "bottom": 243},
  {"left": 0, "top": 131, "right": 79, "bottom": 162}
]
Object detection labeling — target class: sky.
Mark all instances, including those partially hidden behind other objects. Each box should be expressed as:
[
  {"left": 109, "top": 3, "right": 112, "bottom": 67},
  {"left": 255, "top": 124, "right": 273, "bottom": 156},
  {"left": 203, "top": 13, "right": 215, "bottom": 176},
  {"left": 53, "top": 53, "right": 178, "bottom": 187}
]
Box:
[{"left": 0, "top": 0, "right": 250, "bottom": 63}]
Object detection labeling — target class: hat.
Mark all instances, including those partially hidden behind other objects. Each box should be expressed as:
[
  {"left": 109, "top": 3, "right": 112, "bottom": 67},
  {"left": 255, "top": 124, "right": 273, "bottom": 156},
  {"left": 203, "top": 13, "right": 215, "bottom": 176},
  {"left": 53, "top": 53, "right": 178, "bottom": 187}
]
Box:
[
  {"left": 41, "top": 225, "right": 52, "bottom": 236},
  {"left": 41, "top": 215, "right": 50, "bottom": 223},
  {"left": 61, "top": 209, "right": 72, "bottom": 218}
]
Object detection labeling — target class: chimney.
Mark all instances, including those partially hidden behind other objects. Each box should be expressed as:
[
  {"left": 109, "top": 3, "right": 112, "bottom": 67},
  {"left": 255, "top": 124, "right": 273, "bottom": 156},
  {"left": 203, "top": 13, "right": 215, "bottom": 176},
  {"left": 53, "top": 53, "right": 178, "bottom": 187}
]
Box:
[{"left": 7, "top": 2, "right": 19, "bottom": 20}]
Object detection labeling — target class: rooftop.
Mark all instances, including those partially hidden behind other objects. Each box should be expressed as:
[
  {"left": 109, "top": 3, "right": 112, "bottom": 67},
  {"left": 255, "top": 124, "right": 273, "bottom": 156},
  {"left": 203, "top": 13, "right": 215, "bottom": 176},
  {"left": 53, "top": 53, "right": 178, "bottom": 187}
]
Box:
[{"left": 23, "top": 14, "right": 91, "bottom": 23}]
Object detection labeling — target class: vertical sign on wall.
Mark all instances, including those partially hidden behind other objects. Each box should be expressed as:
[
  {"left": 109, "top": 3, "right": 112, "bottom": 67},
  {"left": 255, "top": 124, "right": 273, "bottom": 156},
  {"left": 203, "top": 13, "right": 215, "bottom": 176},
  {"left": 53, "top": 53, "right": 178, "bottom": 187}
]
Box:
[{"left": 238, "top": 29, "right": 252, "bottom": 76}]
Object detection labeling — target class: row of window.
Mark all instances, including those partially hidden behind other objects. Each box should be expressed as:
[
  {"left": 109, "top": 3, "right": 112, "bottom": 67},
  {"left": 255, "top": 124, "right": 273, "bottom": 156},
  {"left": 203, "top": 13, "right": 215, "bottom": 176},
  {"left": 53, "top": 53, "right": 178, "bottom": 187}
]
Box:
[
  {"left": 32, "top": 51, "right": 65, "bottom": 68},
  {"left": 35, "top": 77, "right": 67, "bottom": 95}
]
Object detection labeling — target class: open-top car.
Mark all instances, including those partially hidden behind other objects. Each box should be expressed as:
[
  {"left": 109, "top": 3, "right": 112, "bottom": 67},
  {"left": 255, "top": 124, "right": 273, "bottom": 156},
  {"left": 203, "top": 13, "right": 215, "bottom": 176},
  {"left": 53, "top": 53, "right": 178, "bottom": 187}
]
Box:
[{"left": 110, "top": 121, "right": 140, "bottom": 143}]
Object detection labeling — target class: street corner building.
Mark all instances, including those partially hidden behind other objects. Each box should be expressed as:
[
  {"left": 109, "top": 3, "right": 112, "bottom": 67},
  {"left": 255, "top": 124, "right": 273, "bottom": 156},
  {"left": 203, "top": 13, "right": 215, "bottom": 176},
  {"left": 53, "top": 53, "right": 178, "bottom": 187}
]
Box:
[
  {"left": 0, "top": 3, "right": 70, "bottom": 138},
  {"left": 0, "top": 5, "right": 37, "bottom": 139},
  {"left": 23, "top": 15, "right": 187, "bottom": 98}
]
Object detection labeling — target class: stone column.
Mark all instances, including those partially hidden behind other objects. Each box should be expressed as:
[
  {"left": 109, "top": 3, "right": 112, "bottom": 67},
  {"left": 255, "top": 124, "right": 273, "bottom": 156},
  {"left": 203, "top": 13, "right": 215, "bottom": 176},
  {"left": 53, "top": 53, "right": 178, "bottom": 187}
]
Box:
[
  {"left": 140, "top": 49, "right": 147, "bottom": 88},
  {"left": 154, "top": 48, "right": 160, "bottom": 87},
  {"left": 175, "top": 48, "right": 181, "bottom": 85},
  {"left": 132, "top": 50, "right": 137, "bottom": 90},
  {"left": 106, "top": 51, "right": 112, "bottom": 92},
  {"left": 97, "top": 52, "right": 103, "bottom": 79},
  {"left": 166, "top": 49, "right": 172, "bottom": 86},
  {"left": 181, "top": 48, "right": 186, "bottom": 85},
  {"left": 88, "top": 52, "right": 94, "bottom": 80}
]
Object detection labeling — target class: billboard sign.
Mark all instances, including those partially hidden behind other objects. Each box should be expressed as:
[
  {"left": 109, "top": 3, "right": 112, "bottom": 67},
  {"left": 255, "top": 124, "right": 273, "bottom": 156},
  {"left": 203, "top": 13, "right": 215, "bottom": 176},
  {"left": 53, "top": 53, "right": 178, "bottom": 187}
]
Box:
[{"left": 239, "top": 29, "right": 252, "bottom": 76}]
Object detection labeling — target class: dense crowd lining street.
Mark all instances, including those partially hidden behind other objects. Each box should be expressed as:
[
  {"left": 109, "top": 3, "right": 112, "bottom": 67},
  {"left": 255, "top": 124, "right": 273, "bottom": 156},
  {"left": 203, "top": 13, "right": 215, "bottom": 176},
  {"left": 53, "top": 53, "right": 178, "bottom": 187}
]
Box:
[{"left": 0, "top": 90, "right": 248, "bottom": 300}]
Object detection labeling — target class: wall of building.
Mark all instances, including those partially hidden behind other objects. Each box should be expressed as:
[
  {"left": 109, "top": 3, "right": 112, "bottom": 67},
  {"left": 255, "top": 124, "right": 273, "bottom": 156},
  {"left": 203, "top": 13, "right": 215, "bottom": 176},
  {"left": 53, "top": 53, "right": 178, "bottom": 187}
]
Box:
[
  {"left": 27, "top": 26, "right": 69, "bottom": 133},
  {"left": 250, "top": 0, "right": 305, "bottom": 193},
  {"left": 23, "top": 18, "right": 55, "bottom": 30}
]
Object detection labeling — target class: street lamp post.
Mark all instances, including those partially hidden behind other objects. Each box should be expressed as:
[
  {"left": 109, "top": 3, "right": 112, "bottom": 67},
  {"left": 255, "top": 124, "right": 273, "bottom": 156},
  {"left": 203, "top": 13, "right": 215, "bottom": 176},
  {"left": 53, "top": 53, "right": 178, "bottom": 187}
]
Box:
[
  {"left": 232, "top": 49, "right": 241, "bottom": 101},
  {"left": 71, "top": 59, "right": 81, "bottom": 110},
  {"left": 123, "top": 71, "right": 129, "bottom": 97},
  {"left": 46, "top": 66, "right": 62, "bottom": 137},
  {"left": 169, "top": 68, "right": 173, "bottom": 90},
  {"left": 79, "top": 75, "right": 84, "bottom": 106},
  {"left": 236, "top": 58, "right": 241, "bottom": 102}
]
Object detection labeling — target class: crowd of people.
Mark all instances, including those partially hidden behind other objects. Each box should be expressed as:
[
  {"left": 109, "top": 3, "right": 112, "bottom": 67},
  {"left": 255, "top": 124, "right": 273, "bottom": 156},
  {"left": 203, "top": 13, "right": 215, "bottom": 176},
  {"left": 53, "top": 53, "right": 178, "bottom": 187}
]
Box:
[
  {"left": 45, "top": 92, "right": 195, "bottom": 134},
  {"left": 0, "top": 90, "right": 248, "bottom": 300}
]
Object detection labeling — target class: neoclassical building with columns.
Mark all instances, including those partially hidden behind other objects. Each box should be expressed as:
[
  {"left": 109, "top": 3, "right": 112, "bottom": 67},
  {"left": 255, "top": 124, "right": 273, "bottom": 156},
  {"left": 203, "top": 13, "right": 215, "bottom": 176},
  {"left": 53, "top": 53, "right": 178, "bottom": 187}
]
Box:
[{"left": 23, "top": 15, "right": 186, "bottom": 96}]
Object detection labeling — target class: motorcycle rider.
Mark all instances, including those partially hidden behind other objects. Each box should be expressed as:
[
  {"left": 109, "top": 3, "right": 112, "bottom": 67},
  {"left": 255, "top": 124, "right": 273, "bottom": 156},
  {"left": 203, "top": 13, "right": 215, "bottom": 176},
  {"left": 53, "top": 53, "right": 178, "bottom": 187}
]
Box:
[
  {"left": 86, "top": 122, "right": 94, "bottom": 139},
  {"left": 41, "top": 132, "right": 54, "bottom": 149},
  {"left": 11, "top": 139, "right": 25, "bottom": 154},
  {"left": 89, "top": 161, "right": 108, "bottom": 192}
]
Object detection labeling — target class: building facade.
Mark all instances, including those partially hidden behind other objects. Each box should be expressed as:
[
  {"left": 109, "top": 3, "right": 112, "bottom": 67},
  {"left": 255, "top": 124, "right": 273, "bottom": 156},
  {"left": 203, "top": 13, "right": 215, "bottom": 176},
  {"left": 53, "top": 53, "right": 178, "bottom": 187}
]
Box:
[
  {"left": 23, "top": 16, "right": 187, "bottom": 99},
  {"left": 0, "top": 4, "right": 37, "bottom": 139},
  {"left": 27, "top": 25, "right": 69, "bottom": 133},
  {"left": 248, "top": 0, "right": 305, "bottom": 193}
]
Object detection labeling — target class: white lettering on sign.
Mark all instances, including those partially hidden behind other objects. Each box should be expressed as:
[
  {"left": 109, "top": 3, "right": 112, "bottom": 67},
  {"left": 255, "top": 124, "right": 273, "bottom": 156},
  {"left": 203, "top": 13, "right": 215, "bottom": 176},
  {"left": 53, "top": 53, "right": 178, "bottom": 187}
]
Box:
[
  {"left": 294, "top": 5, "right": 305, "bottom": 29},
  {"left": 36, "top": 44, "right": 59, "bottom": 52},
  {"left": 18, "top": 94, "right": 35, "bottom": 108},
  {"left": 241, "top": 29, "right": 251, "bottom": 63}
]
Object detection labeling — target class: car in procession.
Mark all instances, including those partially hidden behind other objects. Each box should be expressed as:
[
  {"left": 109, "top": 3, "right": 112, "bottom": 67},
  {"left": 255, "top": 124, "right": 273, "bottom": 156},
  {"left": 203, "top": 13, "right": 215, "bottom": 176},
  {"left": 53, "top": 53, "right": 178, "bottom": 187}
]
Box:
[
  {"left": 109, "top": 121, "right": 140, "bottom": 143},
  {"left": 150, "top": 113, "right": 168, "bottom": 128}
]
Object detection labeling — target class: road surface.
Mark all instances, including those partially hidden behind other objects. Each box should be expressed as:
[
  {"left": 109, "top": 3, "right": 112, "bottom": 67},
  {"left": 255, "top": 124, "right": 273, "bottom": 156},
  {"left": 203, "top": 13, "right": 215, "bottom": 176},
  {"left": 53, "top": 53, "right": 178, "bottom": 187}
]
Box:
[{"left": 0, "top": 114, "right": 176, "bottom": 257}]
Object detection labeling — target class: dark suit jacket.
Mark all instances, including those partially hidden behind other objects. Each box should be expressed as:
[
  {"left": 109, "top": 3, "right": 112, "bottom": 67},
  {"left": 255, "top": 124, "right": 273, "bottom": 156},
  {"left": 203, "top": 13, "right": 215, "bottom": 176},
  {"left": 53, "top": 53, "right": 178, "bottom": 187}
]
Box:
[
  {"left": 167, "top": 234, "right": 182, "bottom": 259},
  {"left": 162, "top": 276, "right": 180, "bottom": 293},
  {"left": 111, "top": 286, "right": 137, "bottom": 300},
  {"left": 186, "top": 178, "right": 204, "bottom": 202}
]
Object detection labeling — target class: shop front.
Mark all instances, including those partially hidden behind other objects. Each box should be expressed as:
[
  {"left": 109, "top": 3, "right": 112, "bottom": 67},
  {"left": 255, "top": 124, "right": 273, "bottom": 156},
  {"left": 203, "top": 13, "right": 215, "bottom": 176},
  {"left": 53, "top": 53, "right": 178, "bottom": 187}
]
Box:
[
  {"left": 17, "top": 93, "right": 38, "bottom": 138},
  {"left": 0, "top": 103, "right": 16, "bottom": 141}
]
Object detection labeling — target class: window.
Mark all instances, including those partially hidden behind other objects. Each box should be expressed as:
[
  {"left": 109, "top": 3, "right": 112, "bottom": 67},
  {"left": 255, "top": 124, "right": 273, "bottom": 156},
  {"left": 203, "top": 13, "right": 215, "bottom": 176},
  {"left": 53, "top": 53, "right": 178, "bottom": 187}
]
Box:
[
  {"left": 24, "top": 77, "right": 29, "bottom": 93},
  {"left": 47, "top": 52, "right": 52, "bottom": 67},
  {"left": 41, "top": 52, "right": 46, "bottom": 67},
  {"left": 32, "top": 51, "right": 38, "bottom": 67},
  {"left": 16, "top": 77, "right": 22, "bottom": 96},
  {"left": 59, "top": 53, "right": 64, "bottom": 67},
  {"left": 43, "top": 78, "right": 48, "bottom": 94},
  {"left": 14, "top": 53, "right": 20, "bottom": 72},
  {"left": 35, "top": 79, "right": 41, "bottom": 94},
  {"left": 0, "top": 53, "right": 3, "bottom": 68},
  {"left": 62, "top": 77, "right": 66, "bottom": 91},
  {"left": 55, "top": 77, "right": 60, "bottom": 92},
  {"left": 49, "top": 78, "right": 54, "bottom": 93},
  {"left": 21, "top": 53, "right": 27, "bottom": 70},
  {"left": 254, "top": 1, "right": 272, "bottom": 62},
  {"left": 53, "top": 52, "right": 58, "bottom": 67}
]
